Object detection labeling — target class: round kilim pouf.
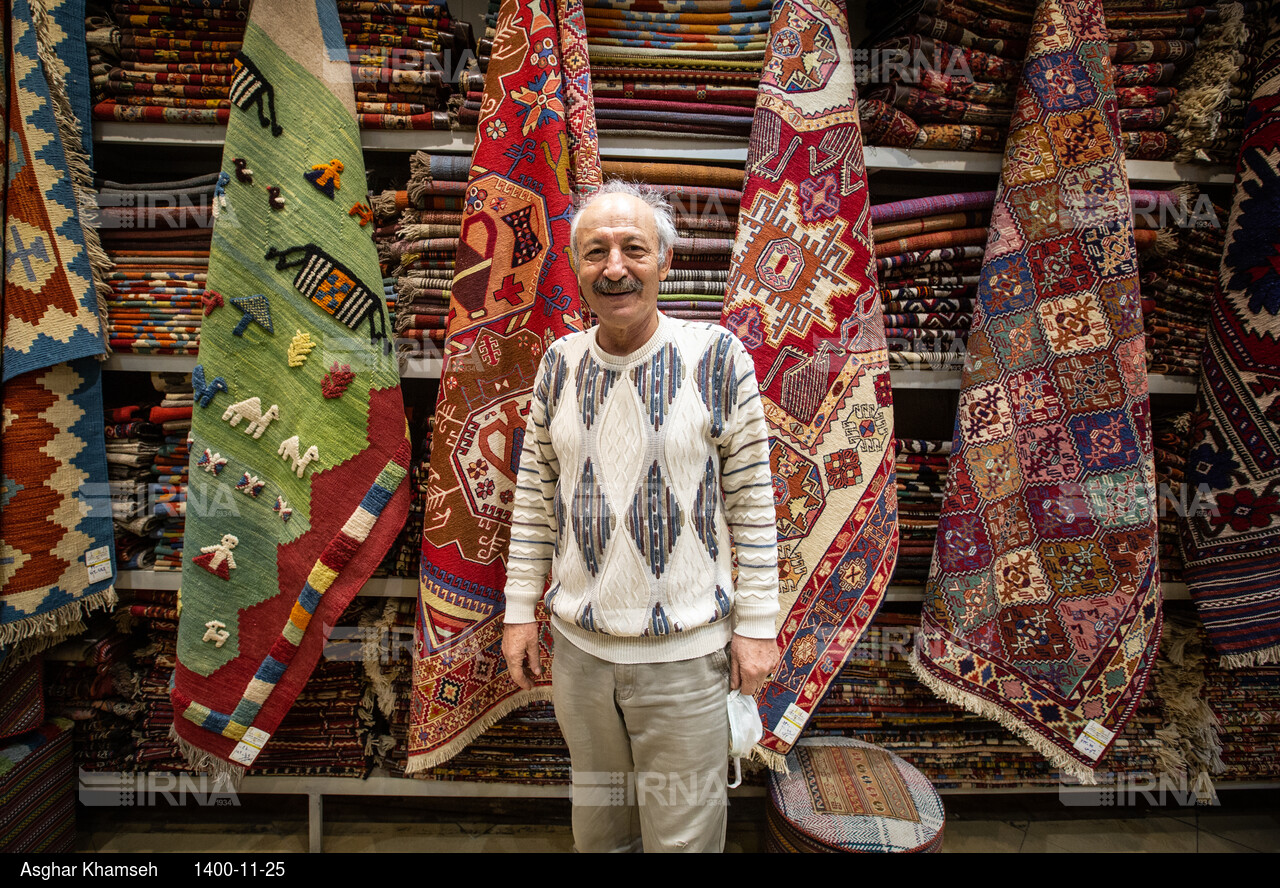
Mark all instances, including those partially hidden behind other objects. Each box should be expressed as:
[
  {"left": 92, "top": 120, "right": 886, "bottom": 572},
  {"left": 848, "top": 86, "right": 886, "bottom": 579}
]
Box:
[{"left": 766, "top": 738, "right": 945, "bottom": 853}]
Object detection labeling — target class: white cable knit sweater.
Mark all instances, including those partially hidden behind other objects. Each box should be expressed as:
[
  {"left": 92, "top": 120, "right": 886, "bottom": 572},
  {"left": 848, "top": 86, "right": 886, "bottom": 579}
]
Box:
[{"left": 503, "top": 312, "right": 780, "bottom": 664}]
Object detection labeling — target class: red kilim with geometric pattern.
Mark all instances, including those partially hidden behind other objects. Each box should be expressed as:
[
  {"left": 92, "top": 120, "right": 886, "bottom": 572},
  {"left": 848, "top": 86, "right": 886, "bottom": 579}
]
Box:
[
  {"left": 408, "top": 0, "right": 601, "bottom": 772},
  {"left": 722, "top": 0, "right": 898, "bottom": 770}
]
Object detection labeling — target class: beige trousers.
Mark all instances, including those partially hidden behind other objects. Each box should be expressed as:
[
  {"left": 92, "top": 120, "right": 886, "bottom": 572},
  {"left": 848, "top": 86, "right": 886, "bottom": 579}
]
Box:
[{"left": 551, "top": 627, "right": 731, "bottom": 853}]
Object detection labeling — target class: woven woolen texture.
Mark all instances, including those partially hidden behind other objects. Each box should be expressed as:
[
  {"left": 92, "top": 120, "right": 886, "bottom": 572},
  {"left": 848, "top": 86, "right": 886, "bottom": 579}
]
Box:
[{"left": 767, "top": 738, "right": 944, "bottom": 853}]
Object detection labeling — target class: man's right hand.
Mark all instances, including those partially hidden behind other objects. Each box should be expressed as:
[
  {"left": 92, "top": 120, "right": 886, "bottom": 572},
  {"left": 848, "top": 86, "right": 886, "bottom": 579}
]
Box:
[{"left": 501, "top": 622, "right": 543, "bottom": 690}]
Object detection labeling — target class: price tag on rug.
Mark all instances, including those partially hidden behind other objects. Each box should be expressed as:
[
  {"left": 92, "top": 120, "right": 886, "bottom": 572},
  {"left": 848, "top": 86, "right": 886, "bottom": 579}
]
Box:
[
  {"left": 229, "top": 727, "right": 271, "bottom": 766},
  {"left": 1072, "top": 720, "right": 1116, "bottom": 761},
  {"left": 85, "top": 546, "right": 113, "bottom": 584},
  {"left": 773, "top": 703, "right": 808, "bottom": 745}
]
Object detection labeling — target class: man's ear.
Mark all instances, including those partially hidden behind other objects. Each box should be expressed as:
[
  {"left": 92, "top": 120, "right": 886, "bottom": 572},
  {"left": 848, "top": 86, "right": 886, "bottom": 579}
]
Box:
[{"left": 659, "top": 247, "right": 672, "bottom": 281}]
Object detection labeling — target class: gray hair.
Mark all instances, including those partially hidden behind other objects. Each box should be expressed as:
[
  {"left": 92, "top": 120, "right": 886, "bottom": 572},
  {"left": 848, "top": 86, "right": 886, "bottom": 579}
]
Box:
[{"left": 568, "top": 180, "right": 676, "bottom": 269}]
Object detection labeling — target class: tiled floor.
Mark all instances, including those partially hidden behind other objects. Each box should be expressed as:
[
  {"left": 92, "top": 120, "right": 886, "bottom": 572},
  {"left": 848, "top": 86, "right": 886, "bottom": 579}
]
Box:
[{"left": 76, "top": 791, "right": 1280, "bottom": 852}]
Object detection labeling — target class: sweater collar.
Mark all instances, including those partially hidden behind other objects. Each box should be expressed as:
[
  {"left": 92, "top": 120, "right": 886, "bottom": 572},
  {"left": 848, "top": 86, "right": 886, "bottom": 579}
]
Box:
[{"left": 588, "top": 310, "right": 670, "bottom": 368}]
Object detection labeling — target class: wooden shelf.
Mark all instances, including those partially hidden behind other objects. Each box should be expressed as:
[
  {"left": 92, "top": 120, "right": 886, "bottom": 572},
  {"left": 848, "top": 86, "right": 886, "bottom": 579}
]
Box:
[
  {"left": 104, "top": 351, "right": 442, "bottom": 379},
  {"left": 99, "top": 355, "right": 1198, "bottom": 396},
  {"left": 92, "top": 123, "right": 1233, "bottom": 182},
  {"left": 101, "top": 352, "right": 1199, "bottom": 392},
  {"left": 111, "top": 570, "right": 1192, "bottom": 602}
]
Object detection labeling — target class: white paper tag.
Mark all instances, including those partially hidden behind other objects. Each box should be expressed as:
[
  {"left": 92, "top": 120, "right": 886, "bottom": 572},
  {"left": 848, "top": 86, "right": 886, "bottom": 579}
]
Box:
[
  {"left": 773, "top": 702, "right": 808, "bottom": 744},
  {"left": 85, "top": 546, "right": 113, "bottom": 584},
  {"left": 1072, "top": 719, "right": 1117, "bottom": 761},
  {"left": 229, "top": 727, "right": 271, "bottom": 766}
]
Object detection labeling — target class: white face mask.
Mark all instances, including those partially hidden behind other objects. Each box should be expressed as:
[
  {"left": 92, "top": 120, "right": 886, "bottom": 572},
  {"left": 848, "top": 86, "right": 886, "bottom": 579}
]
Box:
[{"left": 726, "top": 690, "right": 764, "bottom": 789}]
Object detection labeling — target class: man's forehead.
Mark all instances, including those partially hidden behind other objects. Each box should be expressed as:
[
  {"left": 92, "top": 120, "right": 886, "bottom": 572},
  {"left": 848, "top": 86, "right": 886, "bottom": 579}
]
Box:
[{"left": 578, "top": 193, "right": 658, "bottom": 238}]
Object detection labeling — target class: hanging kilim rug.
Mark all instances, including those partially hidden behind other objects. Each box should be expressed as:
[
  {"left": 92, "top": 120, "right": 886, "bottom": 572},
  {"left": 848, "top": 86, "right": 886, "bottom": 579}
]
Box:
[
  {"left": 720, "top": 0, "right": 898, "bottom": 770},
  {"left": 407, "top": 0, "right": 600, "bottom": 772},
  {"left": 911, "top": 0, "right": 1162, "bottom": 783},
  {"left": 1, "top": 0, "right": 116, "bottom": 663},
  {"left": 1181, "top": 5, "right": 1280, "bottom": 668},
  {"left": 170, "top": 0, "right": 410, "bottom": 781},
  {"left": 1, "top": 0, "right": 109, "bottom": 377}
]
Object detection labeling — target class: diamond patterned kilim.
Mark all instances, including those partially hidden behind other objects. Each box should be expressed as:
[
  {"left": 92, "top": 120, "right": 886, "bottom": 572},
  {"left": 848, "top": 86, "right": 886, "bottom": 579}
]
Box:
[{"left": 911, "top": 0, "right": 1162, "bottom": 783}]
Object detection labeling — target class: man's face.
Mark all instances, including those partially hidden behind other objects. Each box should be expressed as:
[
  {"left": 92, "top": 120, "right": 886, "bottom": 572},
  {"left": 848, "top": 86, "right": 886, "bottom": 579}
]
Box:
[{"left": 574, "top": 193, "right": 671, "bottom": 352}]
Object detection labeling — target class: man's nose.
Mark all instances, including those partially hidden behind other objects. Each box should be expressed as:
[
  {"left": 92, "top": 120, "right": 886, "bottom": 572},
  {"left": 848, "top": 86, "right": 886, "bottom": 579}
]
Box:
[{"left": 604, "top": 245, "right": 627, "bottom": 278}]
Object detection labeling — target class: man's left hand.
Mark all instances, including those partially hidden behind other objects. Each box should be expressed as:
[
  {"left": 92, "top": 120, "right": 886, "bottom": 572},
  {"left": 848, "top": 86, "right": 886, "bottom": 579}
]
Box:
[{"left": 730, "top": 634, "right": 779, "bottom": 697}]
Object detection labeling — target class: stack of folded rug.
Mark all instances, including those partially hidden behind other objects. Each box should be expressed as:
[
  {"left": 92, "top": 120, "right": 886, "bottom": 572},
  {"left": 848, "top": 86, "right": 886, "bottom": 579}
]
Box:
[
  {"left": 44, "top": 622, "right": 142, "bottom": 772},
  {"left": 97, "top": 173, "right": 217, "bottom": 355},
  {"left": 341, "top": 0, "right": 466, "bottom": 131},
  {"left": 128, "top": 588, "right": 186, "bottom": 770},
  {"left": 147, "top": 374, "right": 193, "bottom": 572},
  {"left": 583, "top": 0, "right": 767, "bottom": 139},
  {"left": 385, "top": 151, "right": 470, "bottom": 348},
  {"left": 892, "top": 439, "right": 951, "bottom": 586},
  {"left": 91, "top": 0, "right": 246, "bottom": 126},
  {"left": 872, "top": 192, "right": 987, "bottom": 369},
  {"left": 105, "top": 405, "right": 163, "bottom": 572},
  {"left": 90, "top": 0, "right": 465, "bottom": 129},
  {"left": 454, "top": 0, "right": 495, "bottom": 128},
  {"left": 1206, "top": 652, "right": 1280, "bottom": 782},
  {"left": 1138, "top": 195, "right": 1225, "bottom": 377},
  {"left": 252, "top": 611, "right": 370, "bottom": 776},
  {"left": 1155, "top": 413, "right": 1192, "bottom": 585}
]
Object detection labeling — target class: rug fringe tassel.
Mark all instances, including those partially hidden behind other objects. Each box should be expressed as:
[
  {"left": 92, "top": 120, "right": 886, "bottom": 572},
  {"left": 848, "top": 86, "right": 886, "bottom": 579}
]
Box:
[
  {"left": 370, "top": 189, "right": 399, "bottom": 220},
  {"left": 1170, "top": 3, "right": 1247, "bottom": 163},
  {"left": 749, "top": 744, "right": 789, "bottom": 775},
  {"left": 398, "top": 223, "right": 457, "bottom": 242},
  {"left": 406, "top": 151, "right": 433, "bottom": 208},
  {"left": 1168, "top": 183, "right": 1197, "bottom": 207},
  {"left": 360, "top": 602, "right": 401, "bottom": 718},
  {"left": 170, "top": 727, "right": 247, "bottom": 788},
  {"left": 84, "top": 16, "right": 119, "bottom": 52},
  {"left": 908, "top": 651, "right": 1100, "bottom": 785},
  {"left": 0, "top": 618, "right": 87, "bottom": 666},
  {"left": 404, "top": 687, "right": 553, "bottom": 774},
  {"left": 1218, "top": 643, "right": 1280, "bottom": 669},
  {"left": 1153, "top": 227, "right": 1178, "bottom": 255},
  {"left": 1155, "top": 615, "right": 1224, "bottom": 805},
  {"left": 0, "top": 588, "right": 117, "bottom": 650}
]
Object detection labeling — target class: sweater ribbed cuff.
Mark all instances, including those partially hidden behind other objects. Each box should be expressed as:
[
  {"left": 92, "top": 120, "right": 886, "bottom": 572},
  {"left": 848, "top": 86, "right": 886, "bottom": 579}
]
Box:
[
  {"left": 502, "top": 578, "right": 543, "bottom": 624},
  {"left": 731, "top": 600, "right": 779, "bottom": 640}
]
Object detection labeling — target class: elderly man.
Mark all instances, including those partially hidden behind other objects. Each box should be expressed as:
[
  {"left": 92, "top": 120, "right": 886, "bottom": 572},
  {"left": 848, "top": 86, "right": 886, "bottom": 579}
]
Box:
[{"left": 501, "top": 181, "right": 780, "bottom": 852}]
